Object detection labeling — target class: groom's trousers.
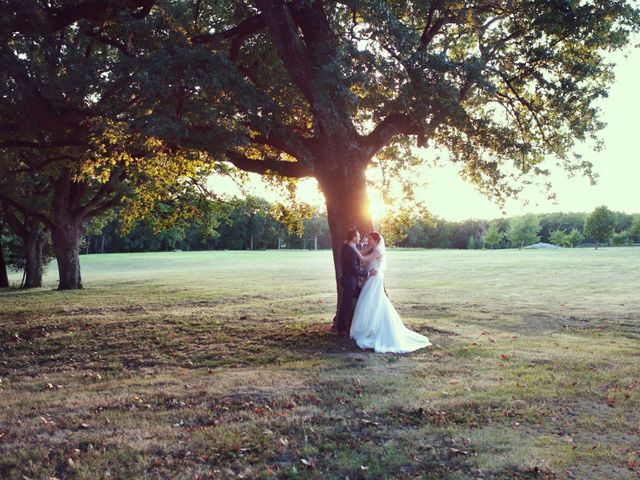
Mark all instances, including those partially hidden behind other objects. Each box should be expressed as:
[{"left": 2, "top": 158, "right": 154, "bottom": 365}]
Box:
[{"left": 336, "top": 275, "right": 358, "bottom": 333}]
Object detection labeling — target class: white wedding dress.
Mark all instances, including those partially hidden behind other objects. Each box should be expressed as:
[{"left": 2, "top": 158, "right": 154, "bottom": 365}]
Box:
[{"left": 350, "top": 238, "right": 432, "bottom": 353}]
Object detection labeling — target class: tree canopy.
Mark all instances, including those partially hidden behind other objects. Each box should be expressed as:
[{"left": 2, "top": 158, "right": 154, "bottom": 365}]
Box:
[
  {"left": 507, "top": 213, "right": 541, "bottom": 249},
  {"left": 584, "top": 205, "right": 616, "bottom": 248},
  {"left": 1, "top": 0, "right": 639, "bottom": 293}
]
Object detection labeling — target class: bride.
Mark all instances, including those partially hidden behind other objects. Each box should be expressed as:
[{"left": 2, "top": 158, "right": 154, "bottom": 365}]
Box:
[{"left": 350, "top": 232, "right": 432, "bottom": 353}]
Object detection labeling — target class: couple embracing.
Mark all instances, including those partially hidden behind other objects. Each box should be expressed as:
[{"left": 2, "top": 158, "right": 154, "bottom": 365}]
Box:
[{"left": 335, "top": 229, "right": 431, "bottom": 353}]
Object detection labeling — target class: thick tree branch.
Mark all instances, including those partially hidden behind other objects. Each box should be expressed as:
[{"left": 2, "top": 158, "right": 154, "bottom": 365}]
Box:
[
  {"left": 0, "top": 193, "right": 52, "bottom": 229},
  {"left": 254, "top": 0, "right": 316, "bottom": 105},
  {"left": 78, "top": 167, "right": 127, "bottom": 218},
  {"left": 362, "top": 113, "right": 426, "bottom": 157},
  {"left": 191, "top": 14, "right": 271, "bottom": 82},
  {"left": 190, "top": 12, "right": 265, "bottom": 52},
  {"left": 225, "top": 150, "right": 313, "bottom": 178},
  {"left": 68, "top": 179, "right": 89, "bottom": 217},
  {"left": 289, "top": 0, "right": 336, "bottom": 62},
  {"left": 46, "top": 0, "right": 156, "bottom": 31},
  {"left": 249, "top": 131, "right": 312, "bottom": 164},
  {"left": 419, "top": 17, "right": 447, "bottom": 51},
  {"left": 2, "top": 207, "right": 27, "bottom": 239},
  {"left": 83, "top": 193, "right": 123, "bottom": 219},
  {"left": 51, "top": 168, "right": 73, "bottom": 225},
  {"left": 84, "top": 28, "right": 132, "bottom": 56},
  {"left": 186, "top": 122, "right": 313, "bottom": 165},
  {"left": 128, "top": 0, "right": 155, "bottom": 19},
  {"left": 191, "top": 1, "right": 327, "bottom": 63}
]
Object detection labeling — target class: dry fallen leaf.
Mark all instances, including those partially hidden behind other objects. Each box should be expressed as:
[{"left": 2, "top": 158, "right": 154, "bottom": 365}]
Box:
[
  {"left": 300, "top": 457, "right": 316, "bottom": 468},
  {"left": 361, "top": 419, "right": 379, "bottom": 427},
  {"left": 450, "top": 448, "right": 468, "bottom": 456}
]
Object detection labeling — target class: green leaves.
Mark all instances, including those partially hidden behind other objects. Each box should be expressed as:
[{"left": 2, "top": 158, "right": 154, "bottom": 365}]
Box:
[
  {"left": 507, "top": 214, "right": 541, "bottom": 249},
  {"left": 584, "top": 205, "right": 616, "bottom": 245},
  {"left": 3, "top": 0, "right": 640, "bottom": 242}
]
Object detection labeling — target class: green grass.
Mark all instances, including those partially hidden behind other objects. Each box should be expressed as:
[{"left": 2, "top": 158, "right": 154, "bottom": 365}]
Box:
[{"left": 1, "top": 248, "right": 639, "bottom": 479}]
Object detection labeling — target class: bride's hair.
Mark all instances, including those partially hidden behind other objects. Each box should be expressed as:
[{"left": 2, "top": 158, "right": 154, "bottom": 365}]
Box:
[{"left": 368, "top": 231, "right": 382, "bottom": 244}]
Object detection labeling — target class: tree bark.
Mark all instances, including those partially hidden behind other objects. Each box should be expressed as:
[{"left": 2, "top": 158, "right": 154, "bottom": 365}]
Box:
[
  {"left": 49, "top": 168, "right": 88, "bottom": 290},
  {"left": 0, "top": 222, "right": 9, "bottom": 288},
  {"left": 23, "top": 217, "right": 46, "bottom": 288},
  {"left": 318, "top": 163, "right": 373, "bottom": 314},
  {"left": 2, "top": 211, "right": 47, "bottom": 289},
  {"left": 51, "top": 222, "right": 84, "bottom": 290}
]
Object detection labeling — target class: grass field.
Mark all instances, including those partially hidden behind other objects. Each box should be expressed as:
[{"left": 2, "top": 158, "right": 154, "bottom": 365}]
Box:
[{"left": 1, "top": 248, "right": 639, "bottom": 479}]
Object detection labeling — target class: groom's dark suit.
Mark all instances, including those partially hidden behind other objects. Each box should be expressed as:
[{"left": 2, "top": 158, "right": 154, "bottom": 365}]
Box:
[{"left": 336, "top": 243, "right": 369, "bottom": 333}]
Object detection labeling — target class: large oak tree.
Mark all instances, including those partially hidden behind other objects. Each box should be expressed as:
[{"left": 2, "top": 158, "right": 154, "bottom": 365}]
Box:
[{"left": 175, "top": 0, "right": 639, "bottom": 302}]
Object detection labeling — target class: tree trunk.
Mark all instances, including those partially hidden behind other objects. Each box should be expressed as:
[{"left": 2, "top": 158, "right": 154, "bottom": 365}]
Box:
[
  {"left": 0, "top": 222, "right": 9, "bottom": 288},
  {"left": 50, "top": 167, "right": 87, "bottom": 290},
  {"left": 6, "top": 216, "right": 47, "bottom": 289},
  {"left": 318, "top": 165, "right": 373, "bottom": 315},
  {"left": 23, "top": 219, "right": 46, "bottom": 289},
  {"left": 51, "top": 222, "right": 84, "bottom": 290}
]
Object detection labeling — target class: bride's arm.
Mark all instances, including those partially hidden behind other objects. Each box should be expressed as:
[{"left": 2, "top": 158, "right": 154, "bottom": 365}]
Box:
[
  {"left": 362, "top": 250, "right": 381, "bottom": 262},
  {"left": 353, "top": 246, "right": 379, "bottom": 263},
  {"left": 353, "top": 246, "right": 366, "bottom": 262}
]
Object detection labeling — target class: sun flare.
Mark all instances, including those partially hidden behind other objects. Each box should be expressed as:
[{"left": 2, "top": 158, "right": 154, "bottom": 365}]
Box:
[{"left": 368, "top": 193, "right": 388, "bottom": 222}]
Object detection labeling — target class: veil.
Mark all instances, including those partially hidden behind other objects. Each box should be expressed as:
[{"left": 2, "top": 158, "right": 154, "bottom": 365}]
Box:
[{"left": 374, "top": 235, "right": 387, "bottom": 274}]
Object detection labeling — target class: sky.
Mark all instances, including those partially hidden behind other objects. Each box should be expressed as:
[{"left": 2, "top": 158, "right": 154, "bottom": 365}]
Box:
[{"left": 210, "top": 48, "right": 640, "bottom": 222}]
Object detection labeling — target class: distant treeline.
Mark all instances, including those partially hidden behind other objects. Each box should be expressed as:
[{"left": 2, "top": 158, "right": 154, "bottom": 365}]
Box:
[
  {"left": 83, "top": 196, "right": 333, "bottom": 253},
  {"left": 387, "top": 208, "right": 640, "bottom": 249},
  {"left": 3, "top": 198, "right": 638, "bottom": 285},
  {"left": 80, "top": 198, "right": 639, "bottom": 253}
]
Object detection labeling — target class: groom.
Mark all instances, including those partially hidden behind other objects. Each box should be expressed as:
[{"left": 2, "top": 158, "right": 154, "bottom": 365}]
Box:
[{"left": 335, "top": 229, "right": 375, "bottom": 336}]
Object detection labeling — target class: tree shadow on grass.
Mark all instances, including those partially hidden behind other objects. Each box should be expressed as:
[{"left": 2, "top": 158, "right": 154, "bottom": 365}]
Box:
[{"left": 1, "top": 299, "right": 455, "bottom": 377}]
